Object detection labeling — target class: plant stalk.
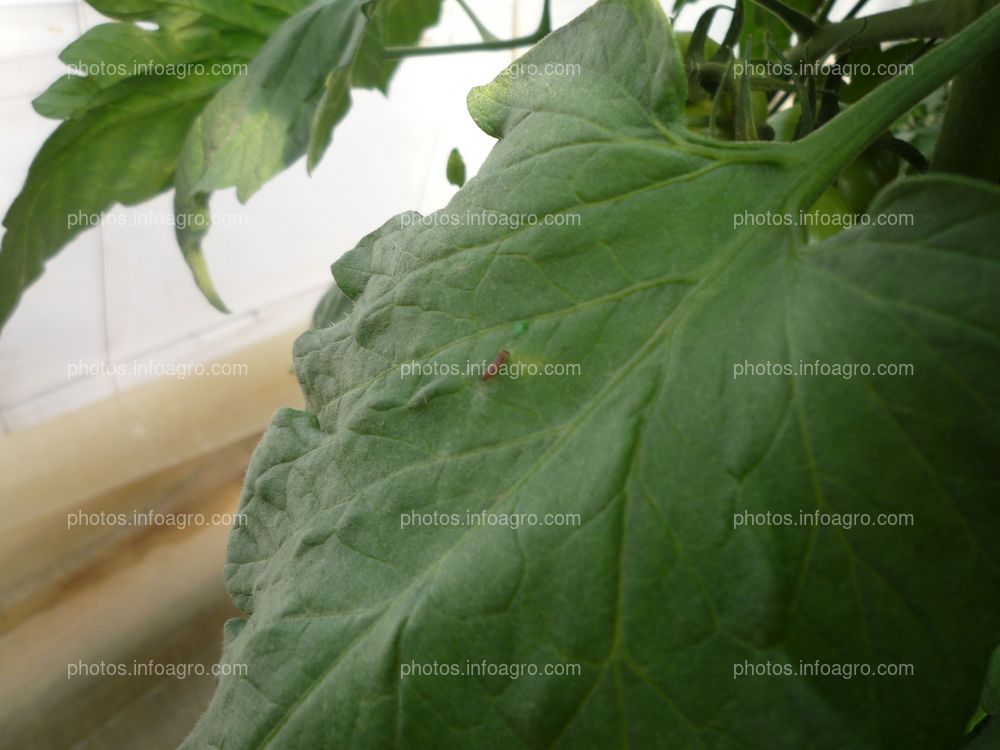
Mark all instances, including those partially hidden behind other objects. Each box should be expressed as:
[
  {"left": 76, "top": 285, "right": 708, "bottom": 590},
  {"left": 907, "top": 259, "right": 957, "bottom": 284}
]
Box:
[
  {"left": 789, "top": 1, "right": 1000, "bottom": 204},
  {"left": 932, "top": 45, "right": 1000, "bottom": 180},
  {"left": 932, "top": 0, "right": 1000, "bottom": 179},
  {"left": 455, "top": 0, "right": 499, "bottom": 42}
]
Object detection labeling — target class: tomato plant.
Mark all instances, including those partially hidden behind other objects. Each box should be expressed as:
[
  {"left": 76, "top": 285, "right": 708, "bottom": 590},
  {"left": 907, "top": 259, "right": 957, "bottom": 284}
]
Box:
[{"left": 3, "top": 1, "right": 1000, "bottom": 748}]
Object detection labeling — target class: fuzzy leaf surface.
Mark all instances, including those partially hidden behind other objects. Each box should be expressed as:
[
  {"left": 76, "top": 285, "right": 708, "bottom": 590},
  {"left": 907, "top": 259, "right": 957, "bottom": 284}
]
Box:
[{"left": 186, "top": 1, "right": 1000, "bottom": 747}]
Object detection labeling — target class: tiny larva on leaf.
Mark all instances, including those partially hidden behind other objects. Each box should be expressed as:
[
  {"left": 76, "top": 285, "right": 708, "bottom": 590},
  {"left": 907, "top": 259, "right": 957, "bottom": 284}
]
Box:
[{"left": 482, "top": 350, "right": 509, "bottom": 381}]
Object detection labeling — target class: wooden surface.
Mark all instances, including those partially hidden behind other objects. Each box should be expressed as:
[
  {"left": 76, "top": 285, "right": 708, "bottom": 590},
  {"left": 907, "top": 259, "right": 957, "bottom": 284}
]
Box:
[{"left": 0, "top": 325, "right": 306, "bottom": 748}]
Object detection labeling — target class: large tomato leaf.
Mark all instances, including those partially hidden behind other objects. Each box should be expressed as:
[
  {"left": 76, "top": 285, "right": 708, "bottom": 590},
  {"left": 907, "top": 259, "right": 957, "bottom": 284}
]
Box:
[{"left": 185, "top": 0, "right": 1000, "bottom": 747}]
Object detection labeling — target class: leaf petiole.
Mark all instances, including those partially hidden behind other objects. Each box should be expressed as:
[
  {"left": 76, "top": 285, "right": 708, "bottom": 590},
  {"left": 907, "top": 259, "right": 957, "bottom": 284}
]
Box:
[
  {"left": 454, "top": 0, "right": 499, "bottom": 43},
  {"left": 383, "top": 0, "right": 550, "bottom": 59},
  {"left": 789, "top": 0, "right": 1000, "bottom": 206}
]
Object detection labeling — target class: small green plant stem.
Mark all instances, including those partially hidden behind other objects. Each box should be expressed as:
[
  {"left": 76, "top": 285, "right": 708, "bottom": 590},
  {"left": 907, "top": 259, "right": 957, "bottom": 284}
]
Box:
[
  {"left": 454, "top": 0, "right": 499, "bottom": 42},
  {"left": 384, "top": 0, "right": 550, "bottom": 59}
]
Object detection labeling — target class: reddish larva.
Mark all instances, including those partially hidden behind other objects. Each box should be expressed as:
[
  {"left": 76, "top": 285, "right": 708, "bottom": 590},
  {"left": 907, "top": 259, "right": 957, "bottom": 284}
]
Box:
[{"left": 482, "top": 350, "right": 509, "bottom": 382}]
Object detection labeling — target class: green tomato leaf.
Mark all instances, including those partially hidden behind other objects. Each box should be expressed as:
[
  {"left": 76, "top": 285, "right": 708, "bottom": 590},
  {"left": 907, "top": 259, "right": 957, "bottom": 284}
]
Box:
[
  {"left": 175, "top": 0, "right": 369, "bottom": 207},
  {"left": 32, "top": 21, "right": 265, "bottom": 120},
  {"left": 0, "top": 0, "right": 275, "bottom": 329},
  {"left": 173, "top": 0, "right": 443, "bottom": 310},
  {"left": 0, "top": 0, "right": 443, "bottom": 330},
  {"left": 185, "top": 1, "right": 1000, "bottom": 747},
  {"left": 306, "top": 67, "right": 354, "bottom": 174},
  {"left": 172, "top": 0, "right": 370, "bottom": 309},
  {"left": 352, "top": 0, "right": 444, "bottom": 91},
  {"left": 0, "top": 74, "right": 229, "bottom": 327}
]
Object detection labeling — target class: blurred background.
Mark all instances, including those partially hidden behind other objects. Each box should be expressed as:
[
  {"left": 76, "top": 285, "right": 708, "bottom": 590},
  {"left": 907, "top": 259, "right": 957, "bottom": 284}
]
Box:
[{"left": 0, "top": 0, "right": 907, "bottom": 747}]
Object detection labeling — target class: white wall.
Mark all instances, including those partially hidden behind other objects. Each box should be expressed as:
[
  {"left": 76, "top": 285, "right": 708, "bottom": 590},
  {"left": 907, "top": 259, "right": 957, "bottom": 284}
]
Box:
[{"left": 0, "top": 0, "right": 904, "bottom": 431}]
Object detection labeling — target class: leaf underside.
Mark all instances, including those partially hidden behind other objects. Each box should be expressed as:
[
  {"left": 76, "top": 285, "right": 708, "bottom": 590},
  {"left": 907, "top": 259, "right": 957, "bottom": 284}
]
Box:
[{"left": 183, "top": 1, "right": 1000, "bottom": 748}]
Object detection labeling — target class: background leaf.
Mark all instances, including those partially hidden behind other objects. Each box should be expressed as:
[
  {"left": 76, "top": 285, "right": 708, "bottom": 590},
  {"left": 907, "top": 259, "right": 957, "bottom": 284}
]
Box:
[
  {"left": 0, "top": 75, "right": 228, "bottom": 328},
  {"left": 0, "top": 0, "right": 278, "bottom": 329},
  {"left": 0, "top": 0, "right": 443, "bottom": 330},
  {"left": 352, "top": 0, "right": 446, "bottom": 91},
  {"left": 174, "top": 0, "right": 444, "bottom": 309}
]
